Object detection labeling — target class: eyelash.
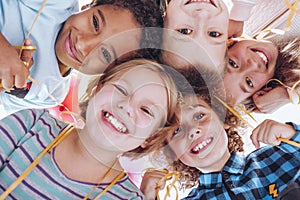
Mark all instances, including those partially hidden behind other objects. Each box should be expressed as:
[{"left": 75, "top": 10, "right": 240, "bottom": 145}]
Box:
[
  {"left": 174, "top": 127, "right": 182, "bottom": 135},
  {"left": 114, "top": 84, "right": 127, "bottom": 96},
  {"left": 208, "top": 31, "right": 221, "bottom": 37},
  {"left": 93, "top": 15, "right": 99, "bottom": 32},
  {"left": 101, "top": 47, "right": 111, "bottom": 63},
  {"left": 229, "top": 59, "right": 238, "bottom": 68},
  {"left": 141, "top": 107, "right": 154, "bottom": 117},
  {"left": 246, "top": 77, "right": 254, "bottom": 87},
  {"left": 193, "top": 113, "right": 204, "bottom": 121},
  {"left": 177, "top": 29, "right": 193, "bottom": 35}
]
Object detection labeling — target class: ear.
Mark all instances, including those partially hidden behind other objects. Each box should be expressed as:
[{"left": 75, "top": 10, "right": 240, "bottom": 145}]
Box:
[
  {"left": 81, "top": 2, "right": 93, "bottom": 11},
  {"left": 223, "top": 123, "right": 230, "bottom": 130},
  {"left": 140, "top": 140, "right": 149, "bottom": 149}
]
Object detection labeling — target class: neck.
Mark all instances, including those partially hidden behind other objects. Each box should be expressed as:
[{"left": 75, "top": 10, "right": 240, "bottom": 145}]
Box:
[
  {"left": 77, "top": 126, "right": 123, "bottom": 170},
  {"left": 198, "top": 148, "right": 231, "bottom": 173},
  {"left": 54, "top": 128, "right": 123, "bottom": 183},
  {"left": 58, "top": 61, "right": 71, "bottom": 77}
]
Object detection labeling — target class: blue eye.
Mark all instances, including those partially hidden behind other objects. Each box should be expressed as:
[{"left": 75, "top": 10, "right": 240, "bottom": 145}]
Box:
[
  {"left": 229, "top": 59, "right": 238, "bottom": 68},
  {"left": 177, "top": 29, "right": 193, "bottom": 35},
  {"left": 101, "top": 47, "right": 111, "bottom": 63},
  {"left": 193, "top": 113, "right": 204, "bottom": 121},
  {"left": 208, "top": 31, "right": 221, "bottom": 37},
  {"left": 174, "top": 127, "right": 182, "bottom": 135},
  {"left": 93, "top": 15, "right": 99, "bottom": 32}
]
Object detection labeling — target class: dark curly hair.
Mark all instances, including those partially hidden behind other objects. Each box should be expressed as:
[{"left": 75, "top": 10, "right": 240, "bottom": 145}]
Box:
[
  {"left": 92, "top": 0, "right": 164, "bottom": 60},
  {"left": 159, "top": 66, "right": 244, "bottom": 190}
]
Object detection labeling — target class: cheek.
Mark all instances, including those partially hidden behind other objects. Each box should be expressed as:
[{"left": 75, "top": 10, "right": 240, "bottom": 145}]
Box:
[{"left": 169, "top": 138, "right": 189, "bottom": 159}]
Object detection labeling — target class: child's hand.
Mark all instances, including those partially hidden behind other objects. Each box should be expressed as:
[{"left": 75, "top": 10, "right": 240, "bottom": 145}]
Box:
[
  {"left": 228, "top": 20, "right": 244, "bottom": 38},
  {"left": 250, "top": 119, "right": 296, "bottom": 148},
  {"left": 140, "top": 169, "right": 167, "bottom": 200},
  {"left": 252, "top": 86, "right": 290, "bottom": 114},
  {"left": 0, "top": 35, "right": 34, "bottom": 90}
]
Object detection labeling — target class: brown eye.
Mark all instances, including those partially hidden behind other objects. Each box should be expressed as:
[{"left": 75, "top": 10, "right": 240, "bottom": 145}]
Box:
[
  {"left": 229, "top": 59, "right": 238, "bottom": 68},
  {"left": 246, "top": 77, "right": 254, "bottom": 88},
  {"left": 208, "top": 31, "right": 221, "bottom": 37},
  {"left": 177, "top": 29, "right": 193, "bottom": 35}
]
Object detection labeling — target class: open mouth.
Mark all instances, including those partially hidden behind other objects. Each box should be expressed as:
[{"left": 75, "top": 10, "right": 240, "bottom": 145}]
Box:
[
  {"left": 190, "top": 137, "right": 213, "bottom": 154},
  {"left": 65, "top": 33, "right": 80, "bottom": 63},
  {"left": 103, "top": 111, "right": 128, "bottom": 134},
  {"left": 185, "top": 0, "right": 216, "bottom": 7},
  {"left": 252, "top": 49, "right": 269, "bottom": 69}
]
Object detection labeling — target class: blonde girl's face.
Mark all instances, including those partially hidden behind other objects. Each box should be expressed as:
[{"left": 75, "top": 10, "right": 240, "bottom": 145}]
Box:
[
  {"left": 164, "top": 0, "right": 229, "bottom": 68},
  {"left": 223, "top": 39, "right": 278, "bottom": 104},
  {"left": 85, "top": 67, "right": 169, "bottom": 153},
  {"left": 168, "top": 95, "right": 228, "bottom": 171}
]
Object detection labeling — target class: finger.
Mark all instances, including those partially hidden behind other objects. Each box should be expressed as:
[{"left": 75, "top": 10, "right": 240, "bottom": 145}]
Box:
[
  {"left": 253, "top": 90, "right": 267, "bottom": 98},
  {"left": 263, "top": 87, "right": 273, "bottom": 92},
  {"left": 14, "top": 69, "right": 30, "bottom": 88},
  {"left": 1, "top": 76, "right": 14, "bottom": 90},
  {"left": 252, "top": 108, "right": 262, "bottom": 113},
  {"left": 20, "top": 38, "right": 35, "bottom": 67},
  {"left": 251, "top": 125, "right": 262, "bottom": 148}
]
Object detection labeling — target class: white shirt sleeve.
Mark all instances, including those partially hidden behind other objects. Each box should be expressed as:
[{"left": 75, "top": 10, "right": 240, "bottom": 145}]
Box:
[{"left": 230, "top": 0, "right": 257, "bottom": 21}]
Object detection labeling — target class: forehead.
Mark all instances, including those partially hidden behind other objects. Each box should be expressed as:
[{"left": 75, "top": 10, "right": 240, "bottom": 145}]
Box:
[
  {"left": 177, "top": 95, "right": 210, "bottom": 112},
  {"left": 113, "top": 67, "right": 165, "bottom": 86}
]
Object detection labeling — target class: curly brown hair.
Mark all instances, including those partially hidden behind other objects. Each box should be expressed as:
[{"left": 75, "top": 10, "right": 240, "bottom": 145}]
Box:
[
  {"left": 92, "top": 0, "right": 164, "bottom": 60},
  {"left": 159, "top": 66, "right": 245, "bottom": 190}
]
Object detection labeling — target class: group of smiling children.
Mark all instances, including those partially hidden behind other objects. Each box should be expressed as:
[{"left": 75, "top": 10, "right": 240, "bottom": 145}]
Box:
[{"left": 0, "top": 0, "right": 299, "bottom": 199}]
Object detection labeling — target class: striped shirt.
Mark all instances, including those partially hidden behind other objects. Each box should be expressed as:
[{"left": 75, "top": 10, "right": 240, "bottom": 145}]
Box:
[
  {"left": 0, "top": 109, "right": 145, "bottom": 199},
  {"left": 183, "top": 123, "right": 300, "bottom": 200}
]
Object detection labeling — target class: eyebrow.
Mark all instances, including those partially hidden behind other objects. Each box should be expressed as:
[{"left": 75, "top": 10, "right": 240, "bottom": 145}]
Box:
[{"left": 98, "top": 9, "right": 106, "bottom": 27}]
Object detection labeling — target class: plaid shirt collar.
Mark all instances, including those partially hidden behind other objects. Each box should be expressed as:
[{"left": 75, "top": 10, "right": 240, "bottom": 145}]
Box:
[{"left": 198, "top": 152, "right": 246, "bottom": 188}]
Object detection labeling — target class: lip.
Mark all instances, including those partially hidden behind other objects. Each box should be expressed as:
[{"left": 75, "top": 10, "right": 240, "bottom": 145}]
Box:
[
  {"left": 65, "top": 32, "right": 81, "bottom": 63},
  {"left": 251, "top": 47, "right": 271, "bottom": 69},
  {"left": 184, "top": 0, "right": 217, "bottom": 8},
  {"left": 190, "top": 137, "right": 213, "bottom": 154},
  {"left": 101, "top": 111, "right": 129, "bottom": 134}
]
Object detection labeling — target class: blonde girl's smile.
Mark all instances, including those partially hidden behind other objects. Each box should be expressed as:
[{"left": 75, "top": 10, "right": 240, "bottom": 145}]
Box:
[{"left": 102, "top": 111, "right": 128, "bottom": 134}]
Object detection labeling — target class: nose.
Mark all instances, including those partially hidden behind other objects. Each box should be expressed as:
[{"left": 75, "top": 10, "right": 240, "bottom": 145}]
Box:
[
  {"left": 76, "top": 34, "right": 99, "bottom": 59},
  {"left": 245, "top": 58, "right": 265, "bottom": 73},
  {"left": 117, "top": 100, "right": 135, "bottom": 118},
  {"left": 188, "top": 127, "right": 201, "bottom": 140},
  {"left": 191, "top": 9, "right": 211, "bottom": 19}
]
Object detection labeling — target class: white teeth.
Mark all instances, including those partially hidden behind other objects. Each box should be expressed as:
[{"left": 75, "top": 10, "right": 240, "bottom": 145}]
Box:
[
  {"left": 191, "top": 0, "right": 210, "bottom": 2},
  {"left": 255, "top": 51, "right": 268, "bottom": 65},
  {"left": 192, "top": 138, "right": 212, "bottom": 152},
  {"left": 104, "top": 112, "right": 127, "bottom": 133}
]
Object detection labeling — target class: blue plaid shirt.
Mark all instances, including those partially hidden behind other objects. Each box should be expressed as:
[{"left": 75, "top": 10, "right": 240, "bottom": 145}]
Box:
[{"left": 183, "top": 123, "right": 300, "bottom": 200}]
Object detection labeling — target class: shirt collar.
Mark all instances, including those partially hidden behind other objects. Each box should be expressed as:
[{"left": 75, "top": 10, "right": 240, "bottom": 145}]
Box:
[{"left": 198, "top": 153, "right": 245, "bottom": 188}]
